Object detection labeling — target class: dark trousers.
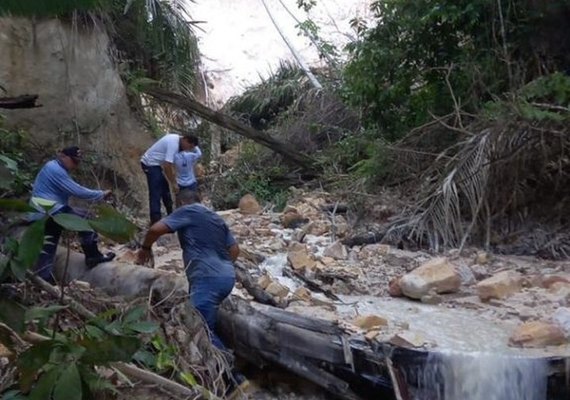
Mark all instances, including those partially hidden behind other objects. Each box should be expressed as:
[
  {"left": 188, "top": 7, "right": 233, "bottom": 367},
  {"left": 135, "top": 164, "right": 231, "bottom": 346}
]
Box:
[
  {"left": 141, "top": 163, "right": 173, "bottom": 224},
  {"left": 35, "top": 207, "right": 100, "bottom": 281},
  {"left": 179, "top": 182, "right": 198, "bottom": 192},
  {"left": 189, "top": 276, "right": 235, "bottom": 350}
]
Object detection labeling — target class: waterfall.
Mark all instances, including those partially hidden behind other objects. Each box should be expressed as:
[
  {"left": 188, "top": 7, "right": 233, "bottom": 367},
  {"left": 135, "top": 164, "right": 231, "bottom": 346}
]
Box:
[{"left": 416, "top": 351, "right": 548, "bottom": 400}]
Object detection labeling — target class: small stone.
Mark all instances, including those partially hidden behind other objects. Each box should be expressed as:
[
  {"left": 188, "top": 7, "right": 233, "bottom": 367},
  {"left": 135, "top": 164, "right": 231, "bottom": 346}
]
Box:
[
  {"left": 509, "top": 321, "right": 566, "bottom": 348},
  {"left": 265, "top": 282, "right": 290, "bottom": 299},
  {"left": 475, "top": 251, "right": 489, "bottom": 265},
  {"left": 551, "top": 308, "right": 570, "bottom": 337},
  {"left": 388, "top": 277, "right": 403, "bottom": 297},
  {"left": 421, "top": 292, "right": 443, "bottom": 305},
  {"left": 541, "top": 274, "right": 570, "bottom": 289},
  {"left": 365, "top": 330, "right": 381, "bottom": 341},
  {"left": 257, "top": 274, "right": 272, "bottom": 289},
  {"left": 390, "top": 331, "right": 426, "bottom": 348},
  {"left": 238, "top": 194, "right": 262, "bottom": 214},
  {"left": 476, "top": 270, "right": 522, "bottom": 301},
  {"left": 470, "top": 264, "right": 489, "bottom": 280},
  {"left": 287, "top": 248, "right": 316, "bottom": 271},
  {"left": 322, "top": 241, "right": 348, "bottom": 260},
  {"left": 293, "top": 287, "right": 312, "bottom": 301},
  {"left": 281, "top": 211, "right": 308, "bottom": 229},
  {"left": 455, "top": 264, "right": 476, "bottom": 286},
  {"left": 352, "top": 315, "right": 388, "bottom": 331}
]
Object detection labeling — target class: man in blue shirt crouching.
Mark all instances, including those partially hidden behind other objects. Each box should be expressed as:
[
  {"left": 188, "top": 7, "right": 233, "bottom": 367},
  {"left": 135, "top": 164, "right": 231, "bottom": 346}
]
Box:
[
  {"left": 30, "top": 146, "right": 116, "bottom": 283},
  {"left": 135, "top": 189, "right": 239, "bottom": 349}
]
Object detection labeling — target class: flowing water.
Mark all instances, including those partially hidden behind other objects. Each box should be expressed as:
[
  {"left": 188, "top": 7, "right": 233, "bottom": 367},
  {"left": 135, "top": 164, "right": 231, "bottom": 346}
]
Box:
[
  {"left": 415, "top": 351, "right": 548, "bottom": 400},
  {"left": 256, "top": 252, "right": 569, "bottom": 400}
]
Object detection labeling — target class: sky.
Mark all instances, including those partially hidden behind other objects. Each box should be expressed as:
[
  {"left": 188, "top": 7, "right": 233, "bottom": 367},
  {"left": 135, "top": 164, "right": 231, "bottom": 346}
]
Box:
[{"left": 184, "top": 0, "right": 373, "bottom": 107}]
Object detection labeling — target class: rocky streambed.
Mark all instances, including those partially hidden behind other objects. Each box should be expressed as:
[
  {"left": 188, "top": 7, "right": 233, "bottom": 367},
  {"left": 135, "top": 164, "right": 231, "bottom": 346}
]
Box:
[{"left": 113, "top": 189, "right": 570, "bottom": 399}]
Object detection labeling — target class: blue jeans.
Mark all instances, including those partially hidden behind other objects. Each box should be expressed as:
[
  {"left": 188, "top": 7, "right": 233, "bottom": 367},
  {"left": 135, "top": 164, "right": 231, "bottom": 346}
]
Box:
[
  {"left": 141, "top": 163, "right": 173, "bottom": 224},
  {"left": 189, "top": 276, "right": 235, "bottom": 350},
  {"left": 35, "top": 207, "right": 99, "bottom": 281}
]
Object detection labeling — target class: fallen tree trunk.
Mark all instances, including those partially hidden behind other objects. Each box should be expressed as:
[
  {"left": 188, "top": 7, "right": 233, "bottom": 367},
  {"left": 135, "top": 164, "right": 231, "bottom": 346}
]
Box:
[
  {"left": 0, "top": 94, "right": 39, "bottom": 109},
  {"left": 143, "top": 86, "right": 317, "bottom": 174}
]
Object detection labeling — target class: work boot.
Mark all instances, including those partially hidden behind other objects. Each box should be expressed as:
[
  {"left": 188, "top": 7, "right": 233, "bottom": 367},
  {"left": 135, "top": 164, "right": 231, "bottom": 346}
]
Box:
[
  {"left": 85, "top": 252, "right": 116, "bottom": 269},
  {"left": 83, "top": 241, "right": 116, "bottom": 269}
]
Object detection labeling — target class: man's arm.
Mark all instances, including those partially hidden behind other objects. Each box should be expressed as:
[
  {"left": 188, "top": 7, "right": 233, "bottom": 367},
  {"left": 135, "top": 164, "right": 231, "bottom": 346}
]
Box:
[
  {"left": 162, "top": 162, "right": 178, "bottom": 192},
  {"left": 136, "top": 221, "right": 172, "bottom": 265},
  {"left": 192, "top": 146, "right": 202, "bottom": 160},
  {"left": 52, "top": 167, "right": 107, "bottom": 201},
  {"left": 228, "top": 243, "right": 240, "bottom": 262}
]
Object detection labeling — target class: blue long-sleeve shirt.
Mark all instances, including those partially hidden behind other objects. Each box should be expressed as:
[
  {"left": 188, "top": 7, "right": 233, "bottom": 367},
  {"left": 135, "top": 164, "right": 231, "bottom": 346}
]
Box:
[
  {"left": 174, "top": 146, "right": 202, "bottom": 186},
  {"left": 30, "top": 159, "right": 104, "bottom": 215}
]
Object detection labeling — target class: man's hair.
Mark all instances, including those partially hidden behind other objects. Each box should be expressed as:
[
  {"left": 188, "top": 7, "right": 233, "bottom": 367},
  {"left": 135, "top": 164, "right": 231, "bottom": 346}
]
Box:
[
  {"left": 182, "top": 134, "right": 199, "bottom": 146},
  {"left": 176, "top": 189, "right": 201, "bottom": 207}
]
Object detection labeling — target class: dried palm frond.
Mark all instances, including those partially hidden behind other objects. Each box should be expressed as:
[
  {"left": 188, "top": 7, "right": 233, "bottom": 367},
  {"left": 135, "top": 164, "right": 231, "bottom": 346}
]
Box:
[{"left": 385, "top": 101, "right": 570, "bottom": 258}]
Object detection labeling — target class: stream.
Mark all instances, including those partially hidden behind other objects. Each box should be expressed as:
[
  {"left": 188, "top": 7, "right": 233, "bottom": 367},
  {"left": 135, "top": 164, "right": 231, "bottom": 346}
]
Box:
[{"left": 257, "top": 251, "right": 570, "bottom": 400}]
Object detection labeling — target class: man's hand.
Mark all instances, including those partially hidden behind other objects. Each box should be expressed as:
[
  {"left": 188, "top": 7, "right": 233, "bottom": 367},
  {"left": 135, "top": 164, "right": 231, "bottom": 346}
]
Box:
[
  {"left": 103, "top": 190, "right": 113, "bottom": 200},
  {"left": 135, "top": 247, "right": 154, "bottom": 266}
]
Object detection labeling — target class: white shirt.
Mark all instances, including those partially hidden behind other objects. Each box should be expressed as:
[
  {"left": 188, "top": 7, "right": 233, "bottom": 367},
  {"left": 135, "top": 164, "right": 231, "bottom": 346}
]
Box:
[
  {"left": 174, "top": 147, "right": 202, "bottom": 186},
  {"left": 140, "top": 133, "right": 181, "bottom": 166}
]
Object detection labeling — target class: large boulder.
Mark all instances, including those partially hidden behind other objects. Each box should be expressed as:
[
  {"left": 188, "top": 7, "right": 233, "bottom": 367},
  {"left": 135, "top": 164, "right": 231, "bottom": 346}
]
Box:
[
  {"left": 509, "top": 321, "right": 566, "bottom": 348},
  {"left": 476, "top": 270, "right": 522, "bottom": 301},
  {"left": 399, "top": 258, "right": 461, "bottom": 299},
  {"left": 238, "top": 194, "right": 261, "bottom": 214}
]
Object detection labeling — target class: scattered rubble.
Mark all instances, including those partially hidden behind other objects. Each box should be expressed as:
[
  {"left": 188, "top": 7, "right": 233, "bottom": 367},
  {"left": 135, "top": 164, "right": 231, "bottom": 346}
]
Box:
[{"left": 114, "top": 189, "right": 570, "bottom": 358}]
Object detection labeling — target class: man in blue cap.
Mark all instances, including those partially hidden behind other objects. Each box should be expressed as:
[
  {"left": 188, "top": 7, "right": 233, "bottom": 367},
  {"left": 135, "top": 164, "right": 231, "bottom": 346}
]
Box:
[{"left": 30, "top": 146, "right": 116, "bottom": 283}]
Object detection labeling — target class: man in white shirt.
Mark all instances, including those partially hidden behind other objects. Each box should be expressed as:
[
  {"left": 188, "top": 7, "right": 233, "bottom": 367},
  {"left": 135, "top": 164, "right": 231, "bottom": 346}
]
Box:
[
  {"left": 174, "top": 135, "right": 202, "bottom": 192},
  {"left": 140, "top": 133, "right": 195, "bottom": 224}
]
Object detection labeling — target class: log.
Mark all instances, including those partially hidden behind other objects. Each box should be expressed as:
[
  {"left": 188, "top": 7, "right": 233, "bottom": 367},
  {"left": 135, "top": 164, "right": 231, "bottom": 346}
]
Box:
[
  {"left": 235, "top": 261, "right": 283, "bottom": 308},
  {"left": 0, "top": 95, "right": 39, "bottom": 109},
  {"left": 342, "top": 229, "right": 387, "bottom": 247},
  {"left": 282, "top": 266, "right": 341, "bottom": 301},
  {"left": 143, "top": 86, "right": 317, "bottom": 173}
]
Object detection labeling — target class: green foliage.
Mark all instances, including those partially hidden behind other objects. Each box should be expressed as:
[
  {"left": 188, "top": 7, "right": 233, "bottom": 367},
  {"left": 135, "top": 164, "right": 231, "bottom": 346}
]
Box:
[
  {"left": 226, "top": 61, "right": 311, "bottom": 130},
  {"left": 483, "top": 73, "right": 570, "bottom": 122},
  {"left": 0, "top": 199, "right": 137, "bottom": 284},
  {"left": 342, "top": 0, "right": 570, "bottom": 141},
  {"left": 211, "top": 142, "right": 289, "bottom": 211},
  {"left": 111, "top": 0, "right": 199, "bottom": 96},
  {"left": 0, "top": 118, "right": 36, "bottom": 197},
  {"left": 0, "top": 301, "right": 155, "bottom": 399}
]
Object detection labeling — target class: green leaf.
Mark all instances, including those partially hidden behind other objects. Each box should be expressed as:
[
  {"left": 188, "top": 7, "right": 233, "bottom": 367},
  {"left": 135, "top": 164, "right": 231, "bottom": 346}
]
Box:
[
  {"left": 15, "top": 219, "right": 46, "bottom": 275},
  {"left": 18, "top": 341, "right": 59, "bottom": 391},
  {"left": 123, "top": 306, "right": 145, "bottom": 324},
  {"left": 88, "top": 204, "right": 137, "bottom": 243},
  {"left": 52, "top": 213, "right": 93, "bottom": 232},
  {"left": 1, "top": 389, "right": 28, "bottom": 400},
  {"left": 30, "top": 197, "right": 56, "bottom": 211},
  {"left": 0, "top": 298, "right": 27, "bottom": 334},
  {"left": 28, "top": 367, "right": 60, "bottom": 400},
  {"left": 180, "top": 371, "right": 197, "bottom": 386},
  {"left": 53, "top": 364, "right": 82, "bottom": 400},
  {"left": 127, "top": 321, "right": 158, "bottom": 334},
  {"left": 25, "top": 305, "right": 68, "bottom": 323},
  {"left": 132, "top": 349, "right": 156, "bottom": 368},
  {"left": 0, "top": 199, "right": 34, "bottom": 212},
  {"left": 79, "top": 335, "right": 141, "bottom": 364}
]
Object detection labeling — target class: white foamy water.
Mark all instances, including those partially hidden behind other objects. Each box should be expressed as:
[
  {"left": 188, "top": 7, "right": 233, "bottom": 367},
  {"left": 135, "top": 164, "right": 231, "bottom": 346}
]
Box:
[{"left": 416, "top": 351, "right": 548, "bottom": 400}]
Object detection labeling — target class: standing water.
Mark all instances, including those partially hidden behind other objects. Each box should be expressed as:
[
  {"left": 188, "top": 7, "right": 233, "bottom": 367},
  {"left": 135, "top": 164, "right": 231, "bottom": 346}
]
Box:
[{"left": 416, "top": 351, "right": 548, "bottom": 400}]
